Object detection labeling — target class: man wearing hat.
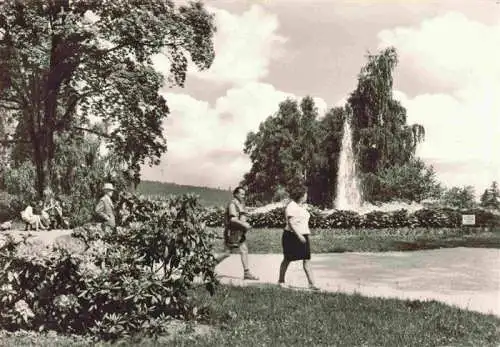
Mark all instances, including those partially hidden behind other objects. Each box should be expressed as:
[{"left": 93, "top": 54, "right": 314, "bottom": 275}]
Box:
[{"left": 95, "top": 182, "right": 116, "bottom": 229}]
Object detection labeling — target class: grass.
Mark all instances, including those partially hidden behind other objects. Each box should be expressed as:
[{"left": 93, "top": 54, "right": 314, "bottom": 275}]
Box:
[
  {"left": 1, "top": 285, "right": 498, "bottom": 346},
  {"left": 172, "top": 285, "right": 500, "bottom": 346},
  {"left": 2, "top": 223, "right": 499, "bottom": 345},
  {"left": 211, "top": 227, "right": 500, "bottom": 254}
]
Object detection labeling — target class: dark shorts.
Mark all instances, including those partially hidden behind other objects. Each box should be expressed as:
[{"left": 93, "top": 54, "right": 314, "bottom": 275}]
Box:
[
  {"left": 282, "top": 230, "right": 311, "bottom": 261},
  {"left": 224, "top": 227, "right": 247, "bottom": 249}
]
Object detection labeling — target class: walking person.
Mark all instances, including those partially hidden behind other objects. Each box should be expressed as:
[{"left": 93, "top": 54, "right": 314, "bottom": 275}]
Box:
[
  {"left": 278, "top": 184, "right": 319, "bottom": 291},
  {"left": 216, "top": 186, "right": 259, "bottom": 280},
  {"left": 94, "top": 182, "right": 116, "bottom": 231}
]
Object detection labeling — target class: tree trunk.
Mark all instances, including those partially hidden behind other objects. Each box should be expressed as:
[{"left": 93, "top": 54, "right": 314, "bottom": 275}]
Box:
[{"left": 32, "top": 137, "right": 46, "bottom": 200}]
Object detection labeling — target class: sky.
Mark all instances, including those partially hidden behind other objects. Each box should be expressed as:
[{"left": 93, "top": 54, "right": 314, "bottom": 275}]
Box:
[{"left": 141, "top": 0, "right": 500, "bottom": 197}]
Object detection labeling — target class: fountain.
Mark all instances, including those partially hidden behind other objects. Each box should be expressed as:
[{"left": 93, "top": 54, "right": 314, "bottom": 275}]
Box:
[
  {"left": 335, "top": 116, "right": 362, "bottom": 211},
  {"left": 332, "top": 116, "right": 424, "bottom": 215},
  {"left": 253, "top": 113, "right": 425, "bottom": 216}
]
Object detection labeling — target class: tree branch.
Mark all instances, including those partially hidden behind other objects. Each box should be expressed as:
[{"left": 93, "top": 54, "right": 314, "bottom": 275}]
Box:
[
  {"left": 55, "top": 89, "right": 95, "bottom": 131},
  {"left": 72, "top": 126, "right": 114, "bottom": 139}
]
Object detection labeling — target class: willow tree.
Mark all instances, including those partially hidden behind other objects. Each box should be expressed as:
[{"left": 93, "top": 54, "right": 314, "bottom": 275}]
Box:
[
  {"left": 0, "top": 0, "right": 216, "bottom": 197},
  {"left": 347, "top": 47, "right": 426, "bottom": 201},
  {"left": 348, "top": 47, "right": 425, "bottom": 174}
]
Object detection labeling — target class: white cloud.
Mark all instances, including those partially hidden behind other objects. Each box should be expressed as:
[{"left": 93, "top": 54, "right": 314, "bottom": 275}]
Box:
[
  {"left": 142, "top": 4, "right": 296, "bottom": 188},
  {"left": 141, "top": 83, "right": 326, "bottom": 188},
  {"left": 380, "top": 12, "right": 500, "bottom": 193},
  {"left": 378, "top": 12, "right": 500, "bottom": 87},
  {"left": 189, "top": 5, "right": 287, "bottom": 85}
]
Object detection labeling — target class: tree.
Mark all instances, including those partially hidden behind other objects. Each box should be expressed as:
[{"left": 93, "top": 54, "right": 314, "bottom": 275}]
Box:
[
  {"left": 241, "top": 47, "right": 438, "bottom": 207},
  {"left": 311, "top": 106, "right": 345, "bottom": 207},
  {"left": 0, "top": 0, "right": 216, "bottom": 197},
  {"left": 347, "top": 47, "right": 426, "bottom": 192},
  {"left": 363, "top": 158, "right": 443, "bottom": 203},
  {"left": 242, "top": 97, "right": 323, "bottom": 204},
  {"left": 480, "top": 181, "right": 500, "bottom": 209},
  {"left": 441, "top": 186, "right": 477, "bottom": 209}
]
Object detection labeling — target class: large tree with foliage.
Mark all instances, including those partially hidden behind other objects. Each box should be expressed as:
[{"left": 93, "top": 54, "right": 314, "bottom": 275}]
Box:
[
  {"left": 0, "top": 0, "right": 216, "bottom": 197},
  {"left": 347, "top": 47, "right": 428, "bottom": 201},
  {"left": 348, "top": 47, "right": 425, "bottom": 174},
  {"left": 241, "top": 97, "right": 323, "bottom": 204},
  {"left": 310, "top": 106, "right": 345, "bottom": 206},
  {"left": 242, "top": 47, "right": 440, "bottom": 207}
]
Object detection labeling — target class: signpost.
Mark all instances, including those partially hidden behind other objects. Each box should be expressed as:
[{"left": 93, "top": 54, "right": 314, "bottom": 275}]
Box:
[
  {"left": 461, "top": 214, "right": 475, "bottom": 226},
  {"left": 461, "top": 214, "right": 475, "bottom": 233}
]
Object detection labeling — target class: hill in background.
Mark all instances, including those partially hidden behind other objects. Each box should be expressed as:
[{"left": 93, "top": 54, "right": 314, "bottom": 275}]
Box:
[{"left": 136, "top": 180, "right": 232, "bottom": 207}]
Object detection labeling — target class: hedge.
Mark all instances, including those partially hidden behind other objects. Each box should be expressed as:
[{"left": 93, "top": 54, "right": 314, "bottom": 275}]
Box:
[{"left": 201, "top": 206, "right": 500, "bottom": 229}]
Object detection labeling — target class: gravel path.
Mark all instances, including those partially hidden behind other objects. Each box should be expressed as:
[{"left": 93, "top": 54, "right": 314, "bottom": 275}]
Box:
[{"left": 215, "top": 248, "right": 500, "bottom": 317}]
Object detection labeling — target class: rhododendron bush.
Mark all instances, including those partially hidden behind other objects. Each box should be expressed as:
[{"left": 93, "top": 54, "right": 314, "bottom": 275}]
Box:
[{"left": 0, "top": 194, "right": 218, "bottom": 341}]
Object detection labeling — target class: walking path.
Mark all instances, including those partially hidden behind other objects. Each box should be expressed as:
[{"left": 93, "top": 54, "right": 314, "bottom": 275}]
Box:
[{"left": 216, "top": 248, "right": 500, "bottom": 317}]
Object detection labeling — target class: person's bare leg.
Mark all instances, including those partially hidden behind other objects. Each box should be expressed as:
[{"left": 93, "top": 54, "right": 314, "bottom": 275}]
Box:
[
  {"left": 278, "top": 259, "right": 290, "bottom": 284},
  {"left": 303, "top": 260, "right": 319, "bottom": 290},
  {"left": 240, "top": 242, "right": 258, "bottom": 279},
  {"left": 240, "top": 241, "right": 249, "bottom": 270}
]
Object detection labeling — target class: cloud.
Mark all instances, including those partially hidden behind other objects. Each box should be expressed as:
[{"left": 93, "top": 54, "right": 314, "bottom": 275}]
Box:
[
  {"left": 189, "top": 5, "right": 287, "bottom": 85},
  {"left": 141, "top": 83, "right": 326, "bottom": 188},
  {"left": 381, "top": 12, "right": 500, "bottom": 193},
  {"left": 378, "top": 12, "right": 500, "bottom": 87},
  {"left": 142, "top": 4, "right": 297, "bottom": 188}
]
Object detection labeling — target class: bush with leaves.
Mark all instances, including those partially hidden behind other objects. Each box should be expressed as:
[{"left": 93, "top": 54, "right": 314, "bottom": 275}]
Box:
[
  {"left": 248, "top": 207, "right": 286, "bottom": 229},
  {"left": 200, "top": 205, "right": 500, "bottom": 229},
  {"left": 309, "top": 210, "right": 362, "bottom": 229},
  {"left": 0, "top": 194, "right": 219, "bottom": 341},
  {"left": 0, "top": 191, "right": 24, "bottom": 223},
  {"left": 1, "top": 162, "right": 38, "bottom": 214},
  {"left": 201, "top": 206, "right": 226, "bottom": 228}
]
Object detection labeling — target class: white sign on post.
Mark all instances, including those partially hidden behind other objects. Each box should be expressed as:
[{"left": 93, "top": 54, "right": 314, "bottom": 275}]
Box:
[{"left": 461, "top": 214, "right": 475, "bottom": 226}]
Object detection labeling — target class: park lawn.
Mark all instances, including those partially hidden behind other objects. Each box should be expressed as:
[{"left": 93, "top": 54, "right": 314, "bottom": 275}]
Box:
[
  {"left": 211, "top": 227, "right": 500, "bottom": 254},
  {"left": 1, "top": 285, "right": 498, "bottom": 346}
]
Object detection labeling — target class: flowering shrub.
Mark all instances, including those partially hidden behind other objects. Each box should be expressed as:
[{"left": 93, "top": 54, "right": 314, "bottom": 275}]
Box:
[
  {"left": 248, "top": 207, "right": 286, "bottom": 229},
  {"left": 310, "top": 210, "right": 362, "bottom": 229},
  {"left": 411, "top": 208, "right": 459, "bottom": 228},
  {"left": 0, "top": 194, "right": 219, "bottom": 341},
  {"left": 200, "top": 205, "right": 500, "bottom": 229},
  {"left": 200, "top": 206, "right": 225, "bottom": 227}
]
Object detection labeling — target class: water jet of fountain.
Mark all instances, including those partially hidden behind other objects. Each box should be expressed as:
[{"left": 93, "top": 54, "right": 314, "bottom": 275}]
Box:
[{"left": 335, "top": 116, "right": 362, "bottom": 211}]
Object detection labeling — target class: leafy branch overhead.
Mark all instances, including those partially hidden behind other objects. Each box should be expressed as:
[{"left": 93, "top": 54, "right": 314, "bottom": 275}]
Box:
[{"left": 0, "top": 0, "right": 216, "bottom": 197}]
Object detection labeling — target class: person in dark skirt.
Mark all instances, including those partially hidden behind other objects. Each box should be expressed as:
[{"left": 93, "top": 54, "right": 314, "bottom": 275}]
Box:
[{"left": 278, "top": 184, "right": 319, "bottom": 291}]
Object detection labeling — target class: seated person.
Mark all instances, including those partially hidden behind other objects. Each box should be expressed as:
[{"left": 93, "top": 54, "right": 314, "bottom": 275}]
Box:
[
  {"left": 41, "top": 188, "right": 68, "bottom": 229},
  {"left": 21, "top": 202, "right": 47, "bottom": 231}
]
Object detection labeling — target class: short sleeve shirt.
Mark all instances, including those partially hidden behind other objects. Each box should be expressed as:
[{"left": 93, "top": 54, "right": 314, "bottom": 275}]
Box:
[
  {"left": 225, "top": 198, "right": 246, "bottom": 229},
  {"left": 284, "top": 200, "right": 310, "bottom": 235}
]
